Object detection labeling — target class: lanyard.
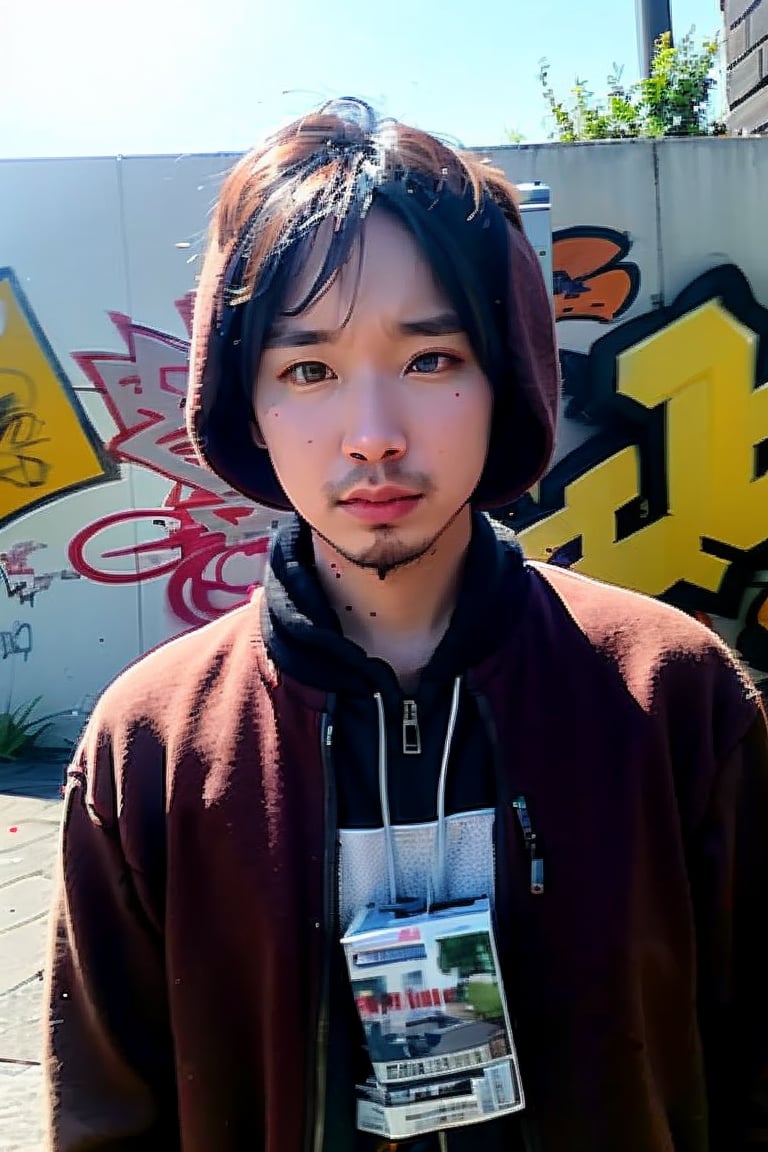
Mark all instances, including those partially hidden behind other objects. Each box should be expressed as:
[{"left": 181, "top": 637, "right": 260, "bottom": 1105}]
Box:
[{"left": 373, "top": 676, "right": 462, "bottom": 907}]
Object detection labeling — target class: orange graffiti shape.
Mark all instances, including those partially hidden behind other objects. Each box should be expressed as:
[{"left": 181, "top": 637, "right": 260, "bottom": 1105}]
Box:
[{"left": 553, "top": 227, "right": 640, "bottom": 323}]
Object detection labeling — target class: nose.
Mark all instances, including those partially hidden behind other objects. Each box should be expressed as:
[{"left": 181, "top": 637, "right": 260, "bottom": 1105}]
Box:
[{"left": 341, "top": 375, "right": 407, "bottom": 465}]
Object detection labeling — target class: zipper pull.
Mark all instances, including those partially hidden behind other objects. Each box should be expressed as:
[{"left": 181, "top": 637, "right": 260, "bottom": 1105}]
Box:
[
  {"left": 513, "top": 796, "right": 544, "bottom": 895},
  {"left": 402, "top": 699, "right": 421, "bottom": 754}
]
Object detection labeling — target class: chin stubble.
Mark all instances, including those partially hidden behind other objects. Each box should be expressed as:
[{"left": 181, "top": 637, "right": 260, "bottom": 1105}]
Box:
[{"left": 313, "top": 502, "right": 468, "bottom": 581}]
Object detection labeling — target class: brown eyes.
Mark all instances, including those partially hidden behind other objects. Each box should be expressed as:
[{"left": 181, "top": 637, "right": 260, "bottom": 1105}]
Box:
[
  {"left": 279, "top": 351, "right": 462, "bottom": 387},
  {"left": 280, "top": 361, "right": 335, "bottom": 386}
]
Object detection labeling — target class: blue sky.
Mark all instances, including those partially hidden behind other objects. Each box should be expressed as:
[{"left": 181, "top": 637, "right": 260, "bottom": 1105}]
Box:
[{"left": 0, "top": 0, "right": 724, "bottom": 157}]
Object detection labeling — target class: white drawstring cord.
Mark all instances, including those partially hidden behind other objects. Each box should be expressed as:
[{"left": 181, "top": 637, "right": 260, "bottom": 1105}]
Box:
[
  {"left": 375, "top": 677, "right": 462, "bottom": 908},
  {"left": 374, "top": 692, "right": 397, "bottom": 904},
  {"left": 434, "top": 676, "right": 462, "bottom": 905}
]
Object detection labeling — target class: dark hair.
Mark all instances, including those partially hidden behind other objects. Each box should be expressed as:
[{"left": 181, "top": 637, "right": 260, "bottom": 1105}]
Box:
[{"left": 189, "top": 98, "right": 559, "bottom": 510}]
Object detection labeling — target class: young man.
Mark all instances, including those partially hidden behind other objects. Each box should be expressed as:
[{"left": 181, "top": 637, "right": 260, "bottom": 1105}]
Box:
[{"left": 44, "top": 101, "right": 768, "bottom": 1152}]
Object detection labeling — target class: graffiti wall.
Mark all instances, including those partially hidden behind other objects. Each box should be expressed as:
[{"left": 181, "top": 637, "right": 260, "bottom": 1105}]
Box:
[
  {"left": 0, "top": 154, "right": 285, "bottom": 732},
  {"left": 490, "top": 137, "right": 768, "bottom": 694},
  {"left": 1, "top": 138, "right": 767, "bottom": 730},
  {"left": 69, "top": 300, "right": 276, "bottom": 628}
]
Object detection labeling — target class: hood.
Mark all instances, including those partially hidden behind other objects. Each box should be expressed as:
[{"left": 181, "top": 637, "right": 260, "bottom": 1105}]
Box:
[{"left": 186, "top": 212, "right": 560, "bottom": 512}]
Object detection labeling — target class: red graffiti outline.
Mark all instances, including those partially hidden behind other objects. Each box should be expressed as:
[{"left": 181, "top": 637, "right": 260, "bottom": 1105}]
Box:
[
  {"left": 71, "top": 298, "right": 278, "bottom": 626},
  {"left": 69, "top": 507, "right": 269, "bottom": 627},
  {"left": 73, "top": 306, "right": 209, "bottom": 492}
]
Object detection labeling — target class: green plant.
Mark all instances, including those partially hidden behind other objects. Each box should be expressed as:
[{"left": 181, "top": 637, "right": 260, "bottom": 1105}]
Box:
[
  {"left": 540, "top": 30, "right": 721, "bottom": 142},
  {"left": 0, "top": 696, "right": 53, "bottom": 761},
  {"left": 466, "top": 980, "right": 503, "bottom": 1020},
  {"left": 437, "top": 932, "right": 495, "bottom": 978}
]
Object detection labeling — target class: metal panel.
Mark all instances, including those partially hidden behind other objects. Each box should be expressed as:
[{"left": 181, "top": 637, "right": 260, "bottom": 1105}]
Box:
[
  {"left": 118, "top": 153, "right": 280, "bottom": 651},
  {"left": 728, "top": 47, "right": 764, "bottom": 104},
  {"left": 725, "top": 0, "right": 757, "bottom": 27},
  {"left": 727, "top": 82, "right": 768, "bottom": 128},
  {"left": 0, "top": 158, "right": 126, "bottom": 444},
  {"left": 119, "top": 154, "right": 229, "bottom": 650},
  {"left": 655, "top": 137, "right": 768, "bottom": 305},
  {"left": 485, "top": 141, "right": 661, "bottom": 466},
  {"left": 750, "top": 0, "right": 768, "bottom": 44},
  {"left": 517, "top": 183, "right": 553, "bottom": 291},
  {"left": 487, "top": 140, "right": 662, "bottom": 329},
  {"left": 119, "top": 153, "right": 236, "bottom": 344},
  {"left": 726, "top": 17, "right": 748, "bottom": 61}
]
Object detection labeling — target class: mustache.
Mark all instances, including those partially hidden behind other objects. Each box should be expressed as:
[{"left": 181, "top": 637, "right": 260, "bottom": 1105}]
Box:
[{"left": 324, "top": 465, "right": 435, "bottom": 503}]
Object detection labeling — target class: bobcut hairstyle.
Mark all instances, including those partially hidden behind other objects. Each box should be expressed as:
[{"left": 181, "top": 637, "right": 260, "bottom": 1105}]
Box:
[{"left": 187, "top": 98, "right": 559, "bottom": 511}]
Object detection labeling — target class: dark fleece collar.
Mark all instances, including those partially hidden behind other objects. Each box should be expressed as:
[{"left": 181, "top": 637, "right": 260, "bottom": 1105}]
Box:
[{"left": 262, "top": 510, "right": 529, "bottom": 695}]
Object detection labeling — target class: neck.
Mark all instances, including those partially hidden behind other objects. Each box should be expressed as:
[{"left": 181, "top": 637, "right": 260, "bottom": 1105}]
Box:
[{"left": 312, "top": 508, "right": 473, "bottom": 684}]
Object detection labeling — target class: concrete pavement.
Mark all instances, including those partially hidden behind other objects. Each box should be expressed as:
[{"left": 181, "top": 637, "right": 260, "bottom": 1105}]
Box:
[{"left": 0, "top": 760, "right": 65, "bottom": 1152}]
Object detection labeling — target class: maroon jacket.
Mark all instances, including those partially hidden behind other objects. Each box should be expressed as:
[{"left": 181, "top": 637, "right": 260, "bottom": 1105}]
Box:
[{"left": 44, "top": 562, "right": 768, "bottom": 1152}]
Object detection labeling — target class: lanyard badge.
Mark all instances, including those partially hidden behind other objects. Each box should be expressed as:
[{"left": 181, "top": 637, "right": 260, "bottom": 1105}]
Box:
[
  {"left": 341, "top": 679, "right": 525, "bottom": 1140},
  {"left": 342, "top": 897, "right": 524, "bottom": 1139}
]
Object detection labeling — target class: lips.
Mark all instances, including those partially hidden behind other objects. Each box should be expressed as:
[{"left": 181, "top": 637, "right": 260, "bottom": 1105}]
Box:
[
  {"left": 341, "top": 485, "right": 420, "bottom": 505},
  {"left": 339, "top": 486, "right": 422, "bottom": 524}
]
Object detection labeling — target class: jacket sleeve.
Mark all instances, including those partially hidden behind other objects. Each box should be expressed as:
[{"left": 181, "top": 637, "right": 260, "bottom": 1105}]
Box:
[
  {"left": 692, "top": 703, "right": 768, "bottom": 1150},
  {"left": 43, "top": 726, "right": 177, "bottom": 1150}
]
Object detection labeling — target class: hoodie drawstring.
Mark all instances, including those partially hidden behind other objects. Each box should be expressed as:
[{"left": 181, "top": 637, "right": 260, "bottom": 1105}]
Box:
[{"left": 373, "top": 676, "right": 462, "bottom": 907}]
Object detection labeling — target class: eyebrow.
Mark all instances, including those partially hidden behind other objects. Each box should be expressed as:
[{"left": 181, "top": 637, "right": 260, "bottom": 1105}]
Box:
[
  {"left": 263, "top": 311, "right": 464, "bottom": 349},
  {"left": 398, "top": 312, "right": 464, "bottom": 337},
  {"left": 263, "top": 327, "right": 335, "bottom": 349}
]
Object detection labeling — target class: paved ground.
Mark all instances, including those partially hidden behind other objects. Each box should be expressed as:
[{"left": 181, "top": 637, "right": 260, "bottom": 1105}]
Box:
[{"left": 0, "top": 760, "right": 65, "bottom": 1152}]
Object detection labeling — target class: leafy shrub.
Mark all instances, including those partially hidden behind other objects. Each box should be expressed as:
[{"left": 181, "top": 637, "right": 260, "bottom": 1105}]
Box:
[
  {"left": 539, "top": 31, "right": 723, "bottom": 142},
  {"left": 0, "top": 697, "right": 53, "bottom": 762}
]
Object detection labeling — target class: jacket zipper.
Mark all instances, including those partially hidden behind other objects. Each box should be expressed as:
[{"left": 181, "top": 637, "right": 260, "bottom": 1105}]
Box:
[
  {"left": 512, "top": 797, "right": 545, "bottom": 896},
  {"left": 310, "top": 707, "right": 338, "bottom": 1152},
  {"left": 402, "top": 698, "right": 421, "bottom": 754}
]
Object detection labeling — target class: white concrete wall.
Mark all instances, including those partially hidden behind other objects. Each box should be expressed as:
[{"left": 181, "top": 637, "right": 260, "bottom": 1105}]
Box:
[
  {"left": 0, "top": 152, "right": 266, "bottom": 742},
  {"left": 1, "top": 137, "right": 767, "bottom": 739}
]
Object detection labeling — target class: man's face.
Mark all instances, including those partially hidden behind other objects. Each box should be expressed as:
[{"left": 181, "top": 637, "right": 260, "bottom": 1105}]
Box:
[{"left": 253, "top": 208, "right": 493, "bottom": 573}]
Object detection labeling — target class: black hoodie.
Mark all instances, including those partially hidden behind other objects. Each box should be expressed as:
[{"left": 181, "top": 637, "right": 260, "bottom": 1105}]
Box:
[{"left": 263, "top": 511, "right": 529, "bottom": 1152}]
